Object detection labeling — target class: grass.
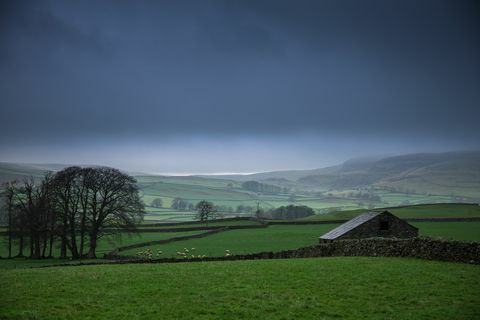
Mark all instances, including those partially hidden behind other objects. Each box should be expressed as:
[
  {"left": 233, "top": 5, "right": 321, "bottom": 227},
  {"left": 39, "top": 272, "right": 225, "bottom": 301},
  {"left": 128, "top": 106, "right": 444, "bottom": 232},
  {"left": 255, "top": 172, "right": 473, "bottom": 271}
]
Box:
[
  {"left": 413, "top": 221, "right": 480, "bottom": 241},
  {"left": 305, "top": 203, "right": 480, "bottom": 220},
  {"left": 138, "top": 219, "right": 263, "bottom": 229},
  {"left": 2, "top": 162, "right": 479, "bottom": 224},
  {"left": 1, "top": 257, "right": 479, "bottom": 319},
  {"left": 120, "top": 225, "right": 340, "bottom": 257},
  {"left": 0, "top": 258, "right": 108, "bottom": 270},
  {"left": 389, "top": 204, "right": 480, "bottom": 218},
  {"left": 0, "top": 230, "right": 207, "bottom": 260},
  {"left": 2, "top": 219, "right": 478, "bottom": 266},
  {"left": 121, "top": 221, "right": 480, "bottom": 258}
]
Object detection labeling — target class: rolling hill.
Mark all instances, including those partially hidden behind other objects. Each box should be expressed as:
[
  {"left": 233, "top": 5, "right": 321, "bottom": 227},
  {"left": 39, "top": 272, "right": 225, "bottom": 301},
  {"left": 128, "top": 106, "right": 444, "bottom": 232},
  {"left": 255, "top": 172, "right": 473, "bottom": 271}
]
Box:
[
  {"left": 201, "top": 151, "right": 480, "bottom": 198},
  {"left": 0, "top": 151, "right": 479, "bottom": 222}
]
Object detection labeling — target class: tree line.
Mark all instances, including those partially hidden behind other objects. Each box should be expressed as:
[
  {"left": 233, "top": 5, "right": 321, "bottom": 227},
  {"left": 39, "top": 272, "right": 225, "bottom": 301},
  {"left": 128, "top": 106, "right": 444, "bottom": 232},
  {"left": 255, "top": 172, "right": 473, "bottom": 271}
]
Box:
[
  {"left": 241, "top": 181, "right": 283, "bottom": 194},
  {"left": 1, "top": 166, "right": 144, "bottom": 259},
  {"left": 259, "top": 205, "right": 315, "bottom": 220},
  {"left": 153, "top": 197, "right": 257, "bottom": 214}
]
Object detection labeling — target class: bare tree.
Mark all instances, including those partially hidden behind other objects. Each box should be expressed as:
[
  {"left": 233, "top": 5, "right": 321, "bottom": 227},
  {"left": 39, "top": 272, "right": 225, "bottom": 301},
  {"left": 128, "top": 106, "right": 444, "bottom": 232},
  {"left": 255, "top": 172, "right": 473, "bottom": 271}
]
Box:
[
  {"left": 84, "top": 167, "right": 144, "bottom": 258},
  {"left": 1, "top": 166, "right": 144, "bottom": 260},
  {"left": 1, "top": 181, "right": 16, "bottom": 258},
  {"left": 52, "top": 167, "right": 83, "bottom": 259},
  {"left": 8, "top": 175, "right": 56, "bottom": 259}
]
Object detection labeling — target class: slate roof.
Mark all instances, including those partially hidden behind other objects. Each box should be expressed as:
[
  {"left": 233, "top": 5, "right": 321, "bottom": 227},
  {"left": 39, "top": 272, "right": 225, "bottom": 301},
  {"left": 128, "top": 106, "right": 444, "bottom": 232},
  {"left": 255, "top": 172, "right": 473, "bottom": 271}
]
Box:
[{"left": 320, "top": 211, "right": 382, "bottom": 240}]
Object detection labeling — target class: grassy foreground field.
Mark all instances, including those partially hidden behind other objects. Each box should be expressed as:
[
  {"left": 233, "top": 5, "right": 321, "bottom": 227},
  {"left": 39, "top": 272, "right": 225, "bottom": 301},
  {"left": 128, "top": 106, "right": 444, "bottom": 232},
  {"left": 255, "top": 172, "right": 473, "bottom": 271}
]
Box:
[{"left": 1, "top": 257, "right": 479, "bottom": 319}]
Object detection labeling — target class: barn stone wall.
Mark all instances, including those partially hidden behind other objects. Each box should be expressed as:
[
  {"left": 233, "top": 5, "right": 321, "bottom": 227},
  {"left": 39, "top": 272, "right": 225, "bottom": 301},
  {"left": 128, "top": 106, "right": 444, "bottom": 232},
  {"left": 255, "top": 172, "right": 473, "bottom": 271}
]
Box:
[{"left": 336, "top": 212, "right": 418, "bottom": 241}]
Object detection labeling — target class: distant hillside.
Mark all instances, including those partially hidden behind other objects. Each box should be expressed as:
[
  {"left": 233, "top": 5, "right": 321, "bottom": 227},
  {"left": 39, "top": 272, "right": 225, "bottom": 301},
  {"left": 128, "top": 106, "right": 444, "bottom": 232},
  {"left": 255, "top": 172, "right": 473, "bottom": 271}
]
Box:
[
  {"left": 0, "top": 162, "right": 143, "bottom": 184},
  {"left": 1, "top": 151, "right": 479, "bottom": 222},
  {"left": 0, "top": 162, "right": 51, "bottom": 184},
  {"left": 196, "top": 166, "right": 339, "bottom": 182},
  {"left": 201, "top": 152, "right": 480, "bottom": 198},
  {"left": 298, "top": 152, "right": 480, "bottom": 197}
]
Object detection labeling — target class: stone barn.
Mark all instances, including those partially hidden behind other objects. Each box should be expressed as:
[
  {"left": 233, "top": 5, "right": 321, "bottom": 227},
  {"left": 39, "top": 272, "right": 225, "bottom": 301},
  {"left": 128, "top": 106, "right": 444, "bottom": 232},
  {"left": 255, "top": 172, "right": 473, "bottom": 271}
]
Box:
[{"left": 319, "top": 210, "right": 418, "bottom": 243}]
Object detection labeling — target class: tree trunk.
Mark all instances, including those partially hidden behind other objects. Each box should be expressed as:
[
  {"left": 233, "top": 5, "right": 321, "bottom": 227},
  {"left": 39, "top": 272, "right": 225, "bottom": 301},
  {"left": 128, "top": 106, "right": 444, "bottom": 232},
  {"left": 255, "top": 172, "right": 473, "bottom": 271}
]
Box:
[
  {"left": 7, "top": 202, "right": 12, "bottom": 259},
  {"left": 47, "top": 218, "right": 55, "bottom": 258},
  {"left": 17, "top": 227, "right": 25, "bottom": 257},
  {"left": 29, "top": 230, "right": 34, "bottom": 258},
  {"left": 87, "top": 231, "right": 97, "bottom": 259},
  {"left": 59, "top": 218, "right": 68, "bottom": 259},
  {"left": 69, "top": 222, "right": 79, "bottom": 259},
  {"left": 41, "top": 232, "right": 48, "bottom": 258},
  {"left": 34, "top": 232, "right": 41, "bottom": 259},
  {"left": 48, "top": 232, "right": 54, "bottom": 258},
  {"left": 79, "top": 212, "right": 86, "bottom": 258},
  {"left": 79, "top": 232, "right": 85, "bottom": 258},
  {"left": 60, "top": 236, "right": 67, "bottom": 259}
]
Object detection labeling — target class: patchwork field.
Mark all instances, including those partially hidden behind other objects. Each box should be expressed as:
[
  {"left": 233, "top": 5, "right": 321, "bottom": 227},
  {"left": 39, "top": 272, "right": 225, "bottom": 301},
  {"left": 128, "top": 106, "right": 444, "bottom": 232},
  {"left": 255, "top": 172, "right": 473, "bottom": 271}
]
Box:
[
  {"left": 1, "top": 257, "right": 479, "bottom": 319},
  {"left": 2, "top": 162, "right": 477, "bottom": 223},
  {"left": 135, "top": 174, "right": 475, "bottom": 222}
]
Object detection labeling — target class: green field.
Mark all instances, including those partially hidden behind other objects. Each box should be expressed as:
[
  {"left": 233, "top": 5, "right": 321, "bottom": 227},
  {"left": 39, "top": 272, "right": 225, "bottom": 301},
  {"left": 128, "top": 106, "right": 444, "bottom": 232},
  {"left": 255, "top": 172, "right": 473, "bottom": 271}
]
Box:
[
  {"left": 138, "top": 219, "right": 263, "bottom": 229},
  {"left": 413, "top": 221, "right": 480, "bottom": 241},
  {"left": 139, "top": 180, "right": 479, "bottom": 222},
  {"left": 0, "top": 230, "right": 207, "bottom": 258},
  {"left": 2, "top": 219, "right": 478, "bottom": 268},
  {"left": 136, "top": 175, "right": 469, "bottom": 222},
  {"left": 120, "top": 222, "right": 480, "bottom": 258},
  {"left": 120, "top": 225, "right": 339, "bottom": 257},
  {"left": 2, "top": 162, "right": 478, "bottom": 223},
  {"left": 304, "top": 204, "right": 480, "bottom": 221},
  {"left": 0, "top": 258, "right": 109, "bottom": 270},
  {"left": 1, "top": 257, "right": 479, "bottom": 319}
]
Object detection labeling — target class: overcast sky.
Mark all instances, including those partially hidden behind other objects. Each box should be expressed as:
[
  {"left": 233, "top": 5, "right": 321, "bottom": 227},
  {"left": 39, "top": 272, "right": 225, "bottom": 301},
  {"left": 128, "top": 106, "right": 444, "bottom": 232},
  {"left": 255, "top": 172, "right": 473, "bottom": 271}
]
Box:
[{"left": 1, "top": 0, "right": 479, "bottom": 174}]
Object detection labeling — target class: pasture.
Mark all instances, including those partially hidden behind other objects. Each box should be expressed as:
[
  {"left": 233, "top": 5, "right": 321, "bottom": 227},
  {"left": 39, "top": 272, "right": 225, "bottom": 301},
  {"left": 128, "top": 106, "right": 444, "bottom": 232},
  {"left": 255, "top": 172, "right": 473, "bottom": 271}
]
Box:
[
  {"left": 2, "top": 219, "right": 478, "bottom": 266},
  {"left": 120, "top": 221, "right": 480, "bottom": 258},
  {"left": 120, "top": 224, "right": 339, "bottom": 257},
  {"left": 1, "top": 257, "right": 479, "bottom": 319},
  {"left": 411, "top": 221, "right": 480, "bottom": 242},
  {"left": 0, "top": 230, "right": 207, "bottom": 260},
  {"left": 304, "top": 203, "right": 480, "bottom": 221}
]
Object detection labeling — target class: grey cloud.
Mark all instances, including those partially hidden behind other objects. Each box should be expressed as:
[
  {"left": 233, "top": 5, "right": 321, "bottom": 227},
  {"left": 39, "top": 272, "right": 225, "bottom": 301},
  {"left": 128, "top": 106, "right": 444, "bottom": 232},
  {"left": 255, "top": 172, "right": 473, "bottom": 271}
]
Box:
[{"left": 0, "top": 0, "right": 479, "bottom": 171}]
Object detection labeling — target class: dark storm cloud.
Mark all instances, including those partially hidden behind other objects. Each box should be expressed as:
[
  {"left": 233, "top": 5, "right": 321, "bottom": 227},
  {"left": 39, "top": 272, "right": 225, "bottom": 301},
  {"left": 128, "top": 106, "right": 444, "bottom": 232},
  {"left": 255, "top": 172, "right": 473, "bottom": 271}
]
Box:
[{"left": 0, "top": 0, "right": 479, "bottom": 171}]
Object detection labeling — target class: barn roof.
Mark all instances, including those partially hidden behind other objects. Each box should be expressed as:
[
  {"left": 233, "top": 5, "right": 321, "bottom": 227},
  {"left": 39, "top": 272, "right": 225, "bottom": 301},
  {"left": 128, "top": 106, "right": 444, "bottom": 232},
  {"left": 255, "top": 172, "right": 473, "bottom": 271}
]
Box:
[{"left": 320, "top": 211, "right": 383, "bottom": 240}]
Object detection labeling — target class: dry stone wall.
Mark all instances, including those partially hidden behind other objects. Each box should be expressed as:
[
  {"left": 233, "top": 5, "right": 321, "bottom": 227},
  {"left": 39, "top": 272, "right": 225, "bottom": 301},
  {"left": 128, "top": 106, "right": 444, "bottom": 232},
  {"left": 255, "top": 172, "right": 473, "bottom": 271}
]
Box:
[{"left": 105, "top": 237, "right": 480, "bottom": 264}]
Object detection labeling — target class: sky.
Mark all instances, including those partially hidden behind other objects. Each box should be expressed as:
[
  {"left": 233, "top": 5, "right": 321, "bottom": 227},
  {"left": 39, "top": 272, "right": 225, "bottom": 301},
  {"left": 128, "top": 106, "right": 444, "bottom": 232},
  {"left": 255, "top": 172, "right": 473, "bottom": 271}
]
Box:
[{"left": 0, "top": 0, "right": 479, "bottom": 174}]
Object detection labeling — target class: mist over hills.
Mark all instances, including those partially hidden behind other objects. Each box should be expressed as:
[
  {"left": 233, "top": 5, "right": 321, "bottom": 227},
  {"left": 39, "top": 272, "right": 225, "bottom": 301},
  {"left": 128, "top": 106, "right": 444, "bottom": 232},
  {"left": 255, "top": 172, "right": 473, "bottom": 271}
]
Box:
[
  {"left": 1, "top": 151, "right": 479, "bottom": 221},
  {"left": 199, "top": 151, "right": 480, "bottom": 197},
  {"left": 1, "top": 151, "right": 480, "bottom": 200}
]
